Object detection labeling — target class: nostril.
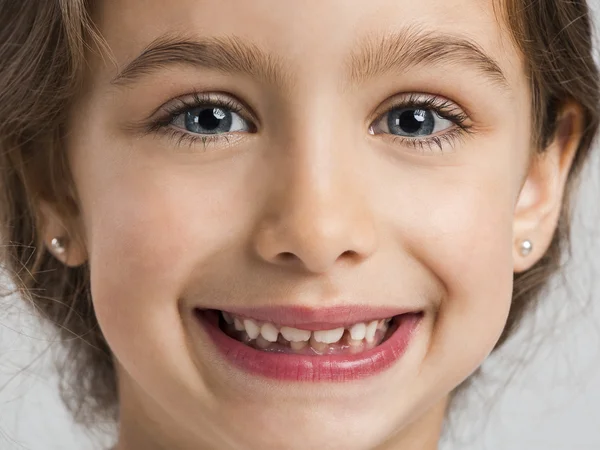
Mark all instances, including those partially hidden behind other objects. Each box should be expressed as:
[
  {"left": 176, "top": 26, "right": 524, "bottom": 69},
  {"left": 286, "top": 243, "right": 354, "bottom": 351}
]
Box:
[
  {"left": 278, "top": 252, "right": 297, "bottom": 262},
  {"left": 337, "top": 250, "right": 362, "bottom": 266}
]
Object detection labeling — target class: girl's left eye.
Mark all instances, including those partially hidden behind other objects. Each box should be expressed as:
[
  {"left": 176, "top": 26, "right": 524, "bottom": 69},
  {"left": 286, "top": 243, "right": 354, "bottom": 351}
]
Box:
[
  {"left": 370, "top": 107, "right": 454, "bottom": 137},
  {"left": 171, "top": 107, "right": 250, "bottom": 135}
]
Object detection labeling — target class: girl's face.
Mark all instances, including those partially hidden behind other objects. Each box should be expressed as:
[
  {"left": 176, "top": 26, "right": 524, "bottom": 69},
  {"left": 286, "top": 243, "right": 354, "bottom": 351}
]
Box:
[{"left": 48, "top": 0, "right": 578, "bottom": 449}]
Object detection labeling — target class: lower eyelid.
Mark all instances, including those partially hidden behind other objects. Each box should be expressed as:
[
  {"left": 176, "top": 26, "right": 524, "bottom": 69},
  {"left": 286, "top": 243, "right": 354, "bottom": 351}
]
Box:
[
  {"left": 150, "top": 99, "right": 467, "bottom": 153},
  {"left": 159, "top": 126, "right": 462, "bottom": 153},
  {"left": 159, "top": 126, "right": 243, "bottom": 151},
  {"left": 384, "top": 128, "right": 466, "bottom": 153}
]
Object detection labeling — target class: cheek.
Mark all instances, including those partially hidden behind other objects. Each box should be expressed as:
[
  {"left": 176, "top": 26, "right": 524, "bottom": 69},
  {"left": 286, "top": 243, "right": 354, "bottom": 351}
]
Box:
[
  {"left": 404, "top": 169, "right": 515, "bottom": 385},
  {"left": 76, "top": 156, "right": 256, "bottom": 391},
  {"left": 84, "top": 179, "right": 199, "bottom": 388}
]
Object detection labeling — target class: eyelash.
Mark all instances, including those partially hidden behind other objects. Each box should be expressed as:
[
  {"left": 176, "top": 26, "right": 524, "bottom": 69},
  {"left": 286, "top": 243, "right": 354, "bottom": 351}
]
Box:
[
  {"left": 145, "top": 91, "right": 472, "bottom": 152},
  {"left": 145, "top": 92, "right": 251, "bottom": 150},
  {"left": 377, "top": 93, "right": 473, "bottom": 153}
]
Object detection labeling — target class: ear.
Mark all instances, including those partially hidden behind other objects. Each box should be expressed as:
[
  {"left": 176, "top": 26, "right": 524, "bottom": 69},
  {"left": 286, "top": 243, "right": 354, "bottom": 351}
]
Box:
[
  {"left": 39, "top": 201, "right": 88, "bottom": 267},
  {"left": 513, "top": 102, "right": 584, "bottom": 273}
]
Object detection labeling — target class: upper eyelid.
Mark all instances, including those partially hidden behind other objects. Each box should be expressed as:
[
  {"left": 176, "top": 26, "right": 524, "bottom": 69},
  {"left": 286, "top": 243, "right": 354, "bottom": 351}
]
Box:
[
  {"left": 368, "top": 95, "right": 471, "bottom": 133},
  {"left": 152, "top": 92, "right": 260, "bottom": 127},
  {"left": 372, "top": 94, "right": 468, "bottom": 119},
  {"left": 148, "top": 91, "right": 468, "bottom": 135},
  {"left": 156, "top": 91, "right": 462, "bottom": 114}
]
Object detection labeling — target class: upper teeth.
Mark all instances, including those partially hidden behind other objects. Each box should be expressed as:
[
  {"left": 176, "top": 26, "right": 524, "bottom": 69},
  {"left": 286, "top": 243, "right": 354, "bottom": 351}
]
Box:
[
  {"left": 224, "top": 313, "right": 391, "bottom": 345},
  {"left": 349, "top": 322, "right": 366, "bottom": 340},
  {"left": 313, "top": 327, "right": 345, "bottom": 344},
  {"left": 260, "top": 322, "right": 279, "bottom": 342},
  {"left": 365, "top": 321, "right": 378, "bottom": 343},
  {"left": 243, "top": 319, "right": 261, "bottom": 339},
  {"left": 280, "top": 326, "right": 311, "bottom": 342}
]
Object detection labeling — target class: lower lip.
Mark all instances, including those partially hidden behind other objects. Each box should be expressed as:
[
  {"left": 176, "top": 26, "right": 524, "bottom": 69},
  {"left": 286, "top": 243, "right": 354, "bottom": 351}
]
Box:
[{"left": 195, "top": 309, "right": 421, "bottom": 382}]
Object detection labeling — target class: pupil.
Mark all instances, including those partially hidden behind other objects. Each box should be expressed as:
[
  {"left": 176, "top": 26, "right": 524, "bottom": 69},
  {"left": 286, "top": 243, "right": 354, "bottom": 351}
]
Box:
[
  {"left": 197, "top": 108, "right": 222, "bottom": 130},
  {"left": 398, "top": 109, "right": 427, "bottom": 134}
]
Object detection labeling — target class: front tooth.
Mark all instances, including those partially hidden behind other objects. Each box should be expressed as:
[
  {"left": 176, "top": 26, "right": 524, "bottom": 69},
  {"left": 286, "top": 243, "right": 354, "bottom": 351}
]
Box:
[
  {"left": 260, "top": 323, "right": 279, "bottom": 343},
  {"left": 349, "top": 322, "right": 366, "bottom": 340},
  {"left": 234, "top": 317, "right": 245, "bottom": 331},
  {"left": 280, "top": 326, "right": 311, "bottom": 342},
  {"left": 365, "top": 321, "right": 378, "bottom": 343},
  {"left": 313, "top": 327, "right": 345, "bottom": 344},
  {"left": 243, "top": 319, "right": 260, "bottom": 339}
]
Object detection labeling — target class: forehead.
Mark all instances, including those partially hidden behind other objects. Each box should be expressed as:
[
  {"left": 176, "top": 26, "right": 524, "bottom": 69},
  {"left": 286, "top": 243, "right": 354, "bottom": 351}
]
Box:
[{"left": 92, "top": 0, "right": 522, "bottom": 88}]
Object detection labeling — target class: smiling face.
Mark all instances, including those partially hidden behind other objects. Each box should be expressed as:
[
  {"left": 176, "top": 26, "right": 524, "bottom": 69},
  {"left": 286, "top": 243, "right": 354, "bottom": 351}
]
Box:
[{"left": 41, "top": 0, "right": 582, "bottom": 449}]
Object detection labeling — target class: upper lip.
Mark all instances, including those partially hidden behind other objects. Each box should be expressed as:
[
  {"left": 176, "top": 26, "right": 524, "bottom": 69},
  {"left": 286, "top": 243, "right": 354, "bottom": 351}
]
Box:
[{"left": 203, "top": 305, "right": 421, "bottom": 331}]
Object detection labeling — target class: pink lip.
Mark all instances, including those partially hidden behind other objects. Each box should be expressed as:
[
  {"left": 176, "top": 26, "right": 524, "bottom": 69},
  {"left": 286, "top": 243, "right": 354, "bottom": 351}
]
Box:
[
  {"left": 194, "top": 308, "right": 422, "bottom": 382},
  {"left": 216, "top": 305, "right": 417, "bottom": 331}
]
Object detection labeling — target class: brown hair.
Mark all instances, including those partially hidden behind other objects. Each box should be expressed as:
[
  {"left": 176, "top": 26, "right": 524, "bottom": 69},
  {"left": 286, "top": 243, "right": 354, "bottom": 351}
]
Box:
[{"left": 0, "top": 0, "right": 598, "bottom": 432}]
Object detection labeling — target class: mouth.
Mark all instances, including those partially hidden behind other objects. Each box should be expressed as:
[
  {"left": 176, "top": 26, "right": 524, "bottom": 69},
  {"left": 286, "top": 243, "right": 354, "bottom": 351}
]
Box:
[{"left": 194, "top": 307, "right": 423, "bottom": 382}]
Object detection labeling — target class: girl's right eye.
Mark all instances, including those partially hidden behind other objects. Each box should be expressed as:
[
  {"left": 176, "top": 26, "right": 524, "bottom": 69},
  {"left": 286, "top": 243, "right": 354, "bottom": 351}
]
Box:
[
  {"left": 144, "top": 92, "right": 257, "bottom": 149},
  {"left": 172, "top": 107, "right": 251, "bottom": 135}
]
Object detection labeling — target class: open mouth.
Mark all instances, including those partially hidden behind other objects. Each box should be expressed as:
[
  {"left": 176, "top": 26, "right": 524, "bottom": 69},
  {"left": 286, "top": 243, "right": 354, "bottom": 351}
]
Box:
[
  {"left": 194, "top": 308, "right": 423, "bottom": 382},
  {"left": 217, "top": 310, "right": 400, "bottom": 355}
]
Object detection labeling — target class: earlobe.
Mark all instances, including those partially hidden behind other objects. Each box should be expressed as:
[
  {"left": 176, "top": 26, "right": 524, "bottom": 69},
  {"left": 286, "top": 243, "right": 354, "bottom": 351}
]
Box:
[
  {"left": 39, "top": 201, "right": 88, "bottom": 267},
  {"left": 513, "top": 102, "right": 583, "bottom": 273}
]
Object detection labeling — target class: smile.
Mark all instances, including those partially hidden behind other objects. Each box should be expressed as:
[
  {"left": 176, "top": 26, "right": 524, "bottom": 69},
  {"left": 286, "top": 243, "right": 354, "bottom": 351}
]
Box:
[{"left": 194, "top": 306, "right": 423, "bottom": 382}]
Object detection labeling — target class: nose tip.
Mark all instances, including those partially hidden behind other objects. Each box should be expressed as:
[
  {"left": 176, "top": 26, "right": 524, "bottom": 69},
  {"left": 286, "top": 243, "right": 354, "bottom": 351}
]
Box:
[{"left": 252, "top": 201, "right": 377, "bottom": 274}]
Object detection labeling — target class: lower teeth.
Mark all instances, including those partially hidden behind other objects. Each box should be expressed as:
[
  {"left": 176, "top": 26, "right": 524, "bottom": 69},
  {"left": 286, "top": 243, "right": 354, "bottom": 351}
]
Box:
[
  {"left": 290, "top": 341, "right": 307, "bottom": 351},
  {"left": 219, "top": 314, "right": 397, "bottom": 355}
]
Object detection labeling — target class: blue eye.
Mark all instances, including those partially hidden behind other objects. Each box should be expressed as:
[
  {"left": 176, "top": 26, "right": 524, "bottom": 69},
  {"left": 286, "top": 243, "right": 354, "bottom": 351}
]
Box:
[
  {"left": 372, "top": 107, "right": 454, "bottom": 137},
  {"left": 172, "top": 107, "right": 250, "bottom": 135}
]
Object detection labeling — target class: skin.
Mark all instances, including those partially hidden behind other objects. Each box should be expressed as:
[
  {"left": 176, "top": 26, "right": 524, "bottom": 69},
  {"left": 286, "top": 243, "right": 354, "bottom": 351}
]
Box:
[{"left": 41, "top": 0, "right": 583, "bottom": 449}]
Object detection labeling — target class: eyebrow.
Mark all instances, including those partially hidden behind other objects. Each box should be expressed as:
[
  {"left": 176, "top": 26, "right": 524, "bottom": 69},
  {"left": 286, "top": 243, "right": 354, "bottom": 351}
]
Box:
[
  {"left": 346, "top": 28, "right": 510, "bottom": 90},
  {"left": 110, "top": 34, "right": 290, "bottom": 89},
  {"left": 110, "top": 29, "right": 510, "bottom": 92}
]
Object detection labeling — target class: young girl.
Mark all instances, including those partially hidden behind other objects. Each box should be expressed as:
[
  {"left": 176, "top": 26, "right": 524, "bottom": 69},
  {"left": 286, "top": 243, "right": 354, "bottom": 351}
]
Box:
[{"left": 0, "top": 1, "right": 598, "bottom": 449}]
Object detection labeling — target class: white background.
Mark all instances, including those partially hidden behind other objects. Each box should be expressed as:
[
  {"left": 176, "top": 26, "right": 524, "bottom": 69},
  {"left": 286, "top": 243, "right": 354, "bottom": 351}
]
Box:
[{"left": 1, "top": 4, "right": 599, "bottom": 449}]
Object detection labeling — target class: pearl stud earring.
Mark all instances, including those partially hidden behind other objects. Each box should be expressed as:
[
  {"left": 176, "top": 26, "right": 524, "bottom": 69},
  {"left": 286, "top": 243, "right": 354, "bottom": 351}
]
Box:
[
  {"left": 51, "top": 237, "right": 66, "bottom": 255},
  {"left": 519, "top": 239, "right": 533, "bottom": 257}
]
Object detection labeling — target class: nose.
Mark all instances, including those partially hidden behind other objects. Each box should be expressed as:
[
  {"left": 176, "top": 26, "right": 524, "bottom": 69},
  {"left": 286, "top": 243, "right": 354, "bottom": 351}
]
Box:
[{"left": 251, "top": 141, "right": 378, "bottom": 274}]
